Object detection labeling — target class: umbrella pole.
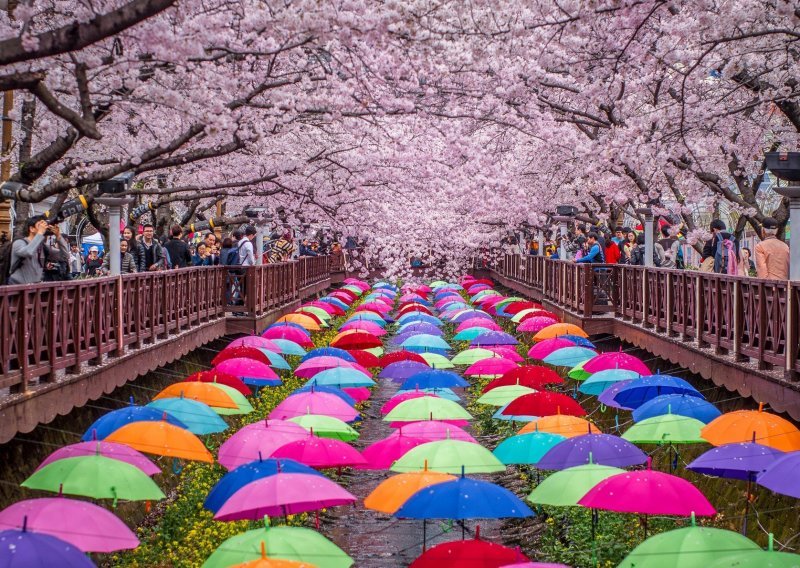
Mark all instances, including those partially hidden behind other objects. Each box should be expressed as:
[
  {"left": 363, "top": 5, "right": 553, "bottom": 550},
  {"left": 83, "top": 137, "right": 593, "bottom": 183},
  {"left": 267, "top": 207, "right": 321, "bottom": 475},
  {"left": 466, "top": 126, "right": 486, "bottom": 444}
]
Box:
[
  {"left": 422, "top": 519, "right": 427, "bottom": 552},
  {"left": 742, "top": 476, "right": 752, "bottom": 536},
  {"left": 642, "top": 515, "right": 648, "bottom": 539},
  {"left": 591, "top": 508, "right": 598, "bottom": 567}
]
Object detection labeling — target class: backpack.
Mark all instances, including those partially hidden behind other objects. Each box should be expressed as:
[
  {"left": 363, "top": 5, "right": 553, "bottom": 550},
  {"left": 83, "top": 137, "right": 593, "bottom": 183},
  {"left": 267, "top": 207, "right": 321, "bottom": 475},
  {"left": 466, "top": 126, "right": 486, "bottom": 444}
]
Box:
[
  {"left": 714, "top": 236, "right": 738, "bottom": 275},
  {"left": 1, "top": 238, "right": 28, "bottom": 284},
  {"left": 226, "top": 241, "right": 245, "bottom": 266}
]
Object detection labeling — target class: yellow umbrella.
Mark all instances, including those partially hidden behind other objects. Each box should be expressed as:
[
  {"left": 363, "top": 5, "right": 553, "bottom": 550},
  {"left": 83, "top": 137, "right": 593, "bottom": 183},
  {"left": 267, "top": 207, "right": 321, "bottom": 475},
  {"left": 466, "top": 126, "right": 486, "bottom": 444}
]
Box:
[
  {"left": 519, "top": 414, "right": 601, "bottom": 438},
  {"left": 154, "top": 382, "right": 238, "bottom": 409},
  {"left": 107, "top": 420, "right": 214, "bottom": 463}
]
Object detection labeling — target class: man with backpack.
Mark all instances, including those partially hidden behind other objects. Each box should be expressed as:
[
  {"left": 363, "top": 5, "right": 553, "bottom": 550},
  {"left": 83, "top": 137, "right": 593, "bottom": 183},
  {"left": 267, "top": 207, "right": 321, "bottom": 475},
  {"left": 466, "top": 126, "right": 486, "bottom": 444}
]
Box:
[
  {"left": 164, "top": 225, "right": 192, "bottom": 268},
  {"left": 700, "top": 219, "right": 737, "bottom": 274},
  {"left": 658, "top": 225, "right": 683, "bottom": 269},
  {"left": 4, "top": 216, "right": 49, "bottom": 285}
]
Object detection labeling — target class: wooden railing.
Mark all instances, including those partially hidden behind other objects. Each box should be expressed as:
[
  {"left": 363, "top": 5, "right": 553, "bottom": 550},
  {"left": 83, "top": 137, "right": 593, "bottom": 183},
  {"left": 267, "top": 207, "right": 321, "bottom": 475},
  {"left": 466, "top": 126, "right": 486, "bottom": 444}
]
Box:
[
  {"left": 489, "top": 254, "right": 800, "bottom": 377},
  {"left": 0, "top": 257, "right": 332, "bottom": 397}
]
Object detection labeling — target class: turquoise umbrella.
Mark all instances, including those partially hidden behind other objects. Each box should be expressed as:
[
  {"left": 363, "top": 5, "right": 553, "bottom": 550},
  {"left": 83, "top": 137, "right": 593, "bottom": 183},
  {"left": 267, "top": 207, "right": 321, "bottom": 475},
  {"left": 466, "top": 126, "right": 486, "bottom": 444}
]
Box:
[
  {"left": 579, "top": 369, "right": 640, "bottom": 395},
  {"left": 453, "top": 328, "right": 490, "bottom": 341},
  {"left": 543, "top": 347, "right": 597, "bottom": 368},
  {"left": 343, "top": 312, "right": 386, "bottom": 327},
  {"left": 268, "top": 339, "right": 307, "bottom": 356},
  {"left": 401, "top": 334, "right": 450, "bottom": 350},
  {"left": 492, "top": 405, "right": 538, "bottom": 422},
  {"left": 257, "top": 348, "right": 291, "bottom": 370},
  {"left": 147, "top": 398, "right": 228, "bottom": 435},
  {"left": 493, "top": 432, "right": 567, "bottom": 465},
  {"left": 307, "top": 367, "right": 376, "bottom": 389}
]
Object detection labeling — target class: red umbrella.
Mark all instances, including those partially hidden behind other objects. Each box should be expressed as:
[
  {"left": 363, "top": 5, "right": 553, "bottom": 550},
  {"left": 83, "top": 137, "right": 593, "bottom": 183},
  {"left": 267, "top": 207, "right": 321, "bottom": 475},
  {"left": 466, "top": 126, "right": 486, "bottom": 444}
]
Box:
[
  {"left": 470, "top": 278, "right": 494, "bottom": 287},
  {"left": 483, "top": 367, "right": 563, "bottom": 392},
  {"left": 307, "top": 301, "right": 345, "bottom": 316},
  {"left": 331, "top": 331, "right": 383, "bottom": 350},
  {"left": 411, "top": 533, "right": 528, "bottom": 568},
  {"left": 517, "top": 309, "right": 560, "bottom": 323},
  {"left": 332, "top": 289, "right": 357, "bottom": 303},
  {"left": 347, "top": 349, "right": 381, "bottom": 368},
  {"left": 379, "top": 351, "right": 429, "bottom": 367},
  {"left": 502, "top": 392, "right": 586, "bottom": 417},
  {"left": 503, "top": 301, "right": 542, "bottom": 315},
  {"left": 399, "top": 304, "right": 433, "bottom": 316},
  {"left": 185, "top": 370, "right": 251, "bottom": 395},
  {"left": 212, "top": 346, "right": 273, "bottom": 367}
]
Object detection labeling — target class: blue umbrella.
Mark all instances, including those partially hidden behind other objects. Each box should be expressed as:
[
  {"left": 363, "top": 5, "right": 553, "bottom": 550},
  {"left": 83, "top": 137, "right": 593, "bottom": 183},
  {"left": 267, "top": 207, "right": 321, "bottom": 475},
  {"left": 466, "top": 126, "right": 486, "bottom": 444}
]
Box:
[
  {"left": 344, "top": 312, "right": 387, "bottom": 326},
  {"left": 373, "top": 282, "right": 397, "bottom": 290},
  {"left": 579, "top": 369, "right": 639, "bottom": 395},
  {"left": 536, "top": 433, "right": 648, "bottom": 470},
  {"left": 301, "top": 348, "right": 356, "bottom": 363},
  {"left": 597, "top": 379, "right": 636, "bottom": 409},
  {"left": 633, "top": 394, "right": 721, "bottom": 424},
  {"left": 267, "top": 338, "right": 306, "bottom": 356},
  {"left": 542, "top": 346, "right": 596, "bottom": 367},
  {"left": 391, "top": 332, "right": 425, "bottom": 346},
  {"left": 379, "top": 361, "right": 431, "bottom": 382},
  {"left": 561, "top": 335, "right": 595, "bottom": 348},
  {"left": 396, "top": 323, "right": 443, "bottom": 336},
  {"left": 612, "top": 375, "right": 702, "bottom": 409},
  {"left": 318, "top": 297, "right": 350, "bottom": 311},
  {"left": 397, "top": 313, "right": 442, "bottom": 327},
  {"left": 395, "top": 475, "right": 533, "bottom": 519},
  {"left": 291, "top": 385, "right": 356, "bottom": 406},
  {"left": 402, "top": 334, "right": 451, "bottom": 350},
  {"left": 307, "top": 367, "right": 376, "bottom": 388},
  {"left": 147, "top": 398, "right": 228, "bottom": 435},
  {"left": 81, "top": 400, "right": 187, "bottom": 441},
  {"left": 493, "top": 432, "right": 566, "bottom": 465},
  {"left": 470, "top": 330, "right": 519, "bottom": 346},
  {"left": 0, "top": 528, "right": 95, "bottom": 567},
  {"left": 204, "top": 458, "right": 323, "bottom": 513},
  {"left": 397, "top": 388, "right": 461, "bottom": 401},
  {"left": 400, "top": 370, "right": 469, "bottom": 391},
  {"left": 688, "top": 442, "right": 784, "bottom": 481},
  {"left": 492, "top": 404, "right": 538, "bottom": 422}
]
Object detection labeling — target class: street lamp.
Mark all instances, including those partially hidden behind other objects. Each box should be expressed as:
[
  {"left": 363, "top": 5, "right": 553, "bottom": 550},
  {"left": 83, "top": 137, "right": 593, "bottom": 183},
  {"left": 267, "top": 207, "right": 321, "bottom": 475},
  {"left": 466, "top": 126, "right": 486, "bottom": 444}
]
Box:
[
  {"left": 244, "top": 207, "right": 272, "bottom": 265},
  {"left": 554, "top": 205, "right": 578, "bottom": 260},
  {"left": 765, "top": 152, "right": 800, "bottom": 280}
]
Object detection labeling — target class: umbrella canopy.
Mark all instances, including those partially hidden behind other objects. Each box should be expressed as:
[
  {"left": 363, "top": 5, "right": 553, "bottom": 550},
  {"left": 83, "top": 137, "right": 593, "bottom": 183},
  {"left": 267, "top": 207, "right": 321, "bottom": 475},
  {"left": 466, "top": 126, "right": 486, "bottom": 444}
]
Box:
[
  {"left": 453, "top": 327, "right": 494, "bottom": 341},
  {"left": 185, "top": 369, "right": 252, "bottom": 396},
  {"left": 287, "top": 415, "right": 359, "bottom": 442},
  {"left": 397, "top": 323, "right": 444, "bottom": 336},
  {"left": 384, "top": 397, "right": 472, "bottom": 423},
  {"left": 519, "top": 415, "right": 601, "bottom": 437},
  {"left": 701, "top": 406, "right": 800, "bottom": 451},
  {"left": 578, "top": 466, "right": 716, "bottom": 516},
  {"left": 477, "top": 385, "right": 537, "bottom": 406},
  {"left": 486, "top": 346, "right": 524, "bottom": 362},
  {"left": 391, "top": 440, "right": 505, "bottom": 474},
  {"left": 229, "top": 336, "right": 281, "bottom": 351},
  {"left": 517, "top": 316, "right": 560, "bottom": 334},
  {"left": 502, "top": 392, "right": 586, "bottom": 418},
  {"left": 617, "top": 522, "right": 759, "bottom": 568},
  {"left": 542, "top": 347, "right": 596, "bottom": 367},
  {"left": 214, "top": 473, "right": 356, "bottom": 521},
  {"left": 0, "top": 498, "right": 138, "bottom": 552},
  {"left": 81, "top": 404, "right": 187, "bottom": 441},
  {"left": 409, "top": 537, "right": 528, "bottom": 568},
  {"left": 756, "top": 452, "right": 800, "bottom": 498},
  {"left": 301, "top": 348, "right": 356, "bottom": 363},
  {"left": 708, "top": 539, "right": 800, "bottom": 568},
  {"left": 470, "top": 331, "right": 518, "bottom": 346},
  {"left": 218, "top": 421, "right": 310, "bottom": 470},
  {"left": 364, "top": 469, "right": 456, "bottom": 514},
  {"left": 379, "top": 361, "right": 431, "bottom": 382},
  {"left": 358, "top": 433, "right": 429, "bottom": 470},
  {"left": 528, "top": 462, "right": 625, "bottom": 507},
  {"left": 330, "top": 331, "right": 382, "bottom": 350},
  {"left": 153, "top": 381, "right": 239, "bottom": 410},
  {"left": 582, "top": 351, "right": 651, "bottom": 375},
  {"left": 451, "top": 348, "right": 499, "bottom": 366},
  {"left": 262, "top": 326, "right": 314, "bottom": 348},
  {"left": 687, "top": 443, "right": 784, "bottom": 481},
  {"left": 269, "top": 339, "right": 308, "bottom": 356},
  {"left": 346, "top": 350, "right": 381, "bottom": 368},
  {"left": 484, "top": 367, "right": 564, "bottom": 391},
  {"left": 400, "top": 370, "right": 468, "bottom": 391},
  {"left": 396, "top": 421, "right": 478, "bottom": 443},
  {"left": 465, "top": 358, "right": 518, "bottom": 378},
  {"left": 456, "top": 318, "right": 502, "bottom": 332},
  {"left": 147, "top": 398, "right": 228, "bottom": 435},
  {"left": 613, "top": 375, "right": 702, "bottom": 409},
  {"left": 597, "top": 379, "right": 636, "bottom": 409},
  {"left": 36, "top": 441, "right": 160, "bottom": 476},
  {"left": 378, "top": 351, "right": 428, "bottom": 367},
  {"left": 567, "top": 361, "right": 591, "bottom": 381},
  {"left": 401, "top": 334, "right": 451, "bottom": 351},
  {"left": 306, "top": 368, "right": 375, "bottom": 389},
  {"left": 291, "top": 386, "right": 356, "bottom": 406},
  {"left": 270, "top": 392, "right": 360, "bottom": 422},
  {"left": 204, "top": 525, "right": 353, "bottom": 568},
  {"left": 533, "top": 323, "right": 588, "bottom": 340},
  {"left": 0, "top": 529, "right": 96, "bottom": 568},
  {"left": 213, "top": 346, "right": 274, "bottom": 367},
  {"left": 527, "top": 338, "right": 577, "bottom": 360},
  {"left": 492, "top": 432, "right": 566, "bottom": 465},
  {"left": 419, "top": 353, "right": 454, "bottom": 368},
  {"left": 492, "top": 404, "right": 539, "bottom": 422},
  {"left": 381, "top": 393, "right": 436, "bottom": 414},
  {"left": 277, "top": 313, "right": 323, "bottom": 331},
  {"left": 215, "top": 358, "right": 282, "bottom": 387},
  {"left": 22, "top": 455, "right": 165, "bottom": 501},
  {"left": 396, "top": 476, "right": 533, "bottom": 519},
  {"left": 537, "top": 433, "right": 648, "bottom": 470},
  {"left": 622, "top": 413, "right": 707, "bottom": 444},
  {"left": 106, "top": 419, "right": 214, "bottom": 462},
  {"left": 578, "top": 369, "right": 639, "bottom": 396},
  {"left": 270, "top": 435, "right": 367, "bottom": 469},
  {"left": 295, "top": 357, "right": 367, "bottom": 378}
]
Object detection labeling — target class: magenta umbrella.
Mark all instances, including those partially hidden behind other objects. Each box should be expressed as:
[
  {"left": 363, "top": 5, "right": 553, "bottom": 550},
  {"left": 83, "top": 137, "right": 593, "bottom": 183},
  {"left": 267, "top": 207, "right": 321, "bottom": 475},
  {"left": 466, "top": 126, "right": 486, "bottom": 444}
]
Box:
[
  {"left": 582, "top": 351, "right": 651, "bottom": 376},
  {"left": 0, "top": 498, "right": 139, "bottom": 552},
  {"left": 527, "top": 338, "right": 576, "bottom": 360},
  {"left": 262, "top": 326, "right": 314, "bottom": 347},
  {"left": 455, "top": 319, "right": 502, "bottom": 333},
  {"left": 358, "top": 301, "right": 391, "bottom": 314},
  {"left": 37, "top": 441, "right": 160, "bottom": 476},
  {"left": 269, "top": 392, "right": 360, "bottom": 422},
  {"left": 270, "top": 434, "right": 367, "bottom": 469},
  {"left": 486, "top": 346, "right": 524, "bottom": 362},
  {"left": 304, "top": 301, "right": 337, "bottom": 314},
  {"left": 394, "top": 421, "right": 478, "bottom": 443},
  {"left": 357, "top": 434, "right": 429, "bottom": 469},
  {"left": 213, "top": 472, "right": 356, "bottom": 521},
  {"left": 342, "top": 387, "right": 371, "bottom": 402},
  {"left": 218, "top": 420, "right": 308, "bottom": 470},
  {"left": 294, "top": 357, "right": 367, "bottom": 378},
  {"left": 215, "top": 358, "right": 280, "bottom": 382},
  {"left": 339, "top": 321, "right": 387, "bottom": 336},
  {"left": 517, "top": 316, "right": 560, "bottom": 334},
  {"left": 227, "top": 335, "right": 280, "bottom": 352},
  {"left": 465, "top": 358, "right": 518, "bottom": 377},
  {"left": 502, "top": 564, "right": 571, "bottom": 568},
  {"left": 390, "top": 419, "right": 470, "bottom": 429},
  {"left": 381, "top": 393, "right": 437, "bottom": 414}
]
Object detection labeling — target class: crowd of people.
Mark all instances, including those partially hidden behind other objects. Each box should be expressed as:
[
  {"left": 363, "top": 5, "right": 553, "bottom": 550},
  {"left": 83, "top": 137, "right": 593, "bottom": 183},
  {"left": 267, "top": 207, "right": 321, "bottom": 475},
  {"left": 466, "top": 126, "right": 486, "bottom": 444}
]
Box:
[{"left": 525, "top": 218, "right": 790, "bottom": 280}]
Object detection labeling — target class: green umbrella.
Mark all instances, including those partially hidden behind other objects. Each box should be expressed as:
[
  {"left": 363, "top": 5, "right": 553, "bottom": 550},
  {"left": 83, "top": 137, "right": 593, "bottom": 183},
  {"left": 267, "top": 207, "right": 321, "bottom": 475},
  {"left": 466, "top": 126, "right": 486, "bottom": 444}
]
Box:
[
  {"left": 384, "top": 397, "right": 473, "bottom": 423},
  {"left": 618, "top": 516, "right": 760, "bottom": 568},
  {"left": 391, "top": 439, "right": 506, "bottom": 474},
  {"left": 211, "top": 383, "right": 254, "bottom": 415},
  {"left": 708, "top": 535, "right": 800, "bottom": 568},
  {"left": 567, "top": 361, "right": 591, "bottom": 381},
  {"left": 451, "top": 348, "right": 496, "bottom": 366},
  {"left": 472, "top": 290, "right": 500, "bottom": 301},
  {"left": 364, "top": 346, "right": 384, "bottom": 357},
  {"left": 622, "top": 413, "right": 707, "bottom": 445},
  {"left": 21, "top": 455, "right": 165, "bottom": 502},
  {"left": 493, "top": 432, "right": 566, "bottom": 465},
  {"left": 342, "top": 285, "right": 364, "bottom": 296},
  {"left": 203, "top": 524, "right": 353, "bottom": 568},
  {"left": 477, "top": 385, "right": 537, "bottom": 407},
  {"left": 528, "top": 462, "right": 624, "bottom": 506},
  {"left": 297, "top": 306, "right": 332, "bottom": 321},
  {"left": 288, "top": 414, "right": 359, "bottom": 442},
  {"left": 494, "top": 297, "right": 524, "bottom": 308},
  {"left": 419, "top": 352, "right": 453, "bottom": 368}
]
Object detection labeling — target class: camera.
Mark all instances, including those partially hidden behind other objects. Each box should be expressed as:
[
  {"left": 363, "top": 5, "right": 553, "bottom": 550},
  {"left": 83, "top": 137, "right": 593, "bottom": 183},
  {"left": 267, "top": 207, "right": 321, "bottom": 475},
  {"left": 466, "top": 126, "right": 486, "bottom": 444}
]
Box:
[{"left": 44, "top": 226, "right": 54, "bottom": 236}]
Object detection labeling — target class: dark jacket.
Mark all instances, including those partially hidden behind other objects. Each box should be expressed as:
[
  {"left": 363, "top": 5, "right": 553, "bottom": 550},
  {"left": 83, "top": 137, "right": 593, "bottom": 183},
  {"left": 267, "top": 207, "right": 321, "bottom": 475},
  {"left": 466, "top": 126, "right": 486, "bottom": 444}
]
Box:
[
  {"left": 138, "top": 239, "right": 164, "bottom": 272},
  {"left": 164, "top": 238, "right": 192, "bottom": 268}
]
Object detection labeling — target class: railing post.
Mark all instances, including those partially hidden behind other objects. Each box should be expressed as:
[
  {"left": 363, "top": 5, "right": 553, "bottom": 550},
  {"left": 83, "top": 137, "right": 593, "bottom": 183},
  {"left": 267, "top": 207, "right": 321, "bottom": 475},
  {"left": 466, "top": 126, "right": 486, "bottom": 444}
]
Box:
[
  {"left": 44, "top": 287, "right": 57, "bottom": 382},
  {"left": 70, "top": 285, "right": 82, "bottom": 374},
  {"left": 16, "top": 290, "right": 29, "bottom": 393},
  {"left": 159, "top": 273, "right": 169, "bottom": 340},
  {"left": 641, "top": 268, "right": 649, "bottom": 326},
  {"left": 695, "top": 274, "right": 706, "bottom": 347},
  {"left": 115, "top": 276, "right": 124, "bottom": 357},
  {"left": 787, "top": 285, "right": 798, "bottom": 379},
  {"left": 733, "top": 279, "right": 745, "bottom": 361},
  {"left": 665, "top": 273, "right": 673, "bottom": 336},
  {"left": 583, "top": 265, "right": 593, "bottom": 317},
  {"left": 92, "top": 283, "right": 103, "bottom": 365}
]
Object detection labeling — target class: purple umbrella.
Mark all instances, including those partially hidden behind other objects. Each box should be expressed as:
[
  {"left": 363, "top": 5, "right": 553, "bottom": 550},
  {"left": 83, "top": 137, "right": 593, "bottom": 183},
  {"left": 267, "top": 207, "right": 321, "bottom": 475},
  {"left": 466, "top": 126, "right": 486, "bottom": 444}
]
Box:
[
  {"left": 597, "top": 379, "right": 636, "bottom": 409},
  {"left": 398, "top": 323, "right": 444, "bottom": 336},
  {"left": 0, "top": 498, "right": 139, "bottom": 553},
  {"left": 36, "top": 441, "right": 161, "bottom": 476},
  {"left": 536, "top": 433, "right": 648, "bottom": 470},
  {"left": 687, "top": 442, "right": 785, "bottom": 481},
  {"left": 378, "top": 361, "right": 431, "bottom": 382},
  {"left": 470, "top": 330, "right": 519, "bottom": 346},
  {"left": 757, "top": 452, "right": 800, "bottom": 498},
  {"left": 0, "top": 527, "right": 95, "bottom": 567}
]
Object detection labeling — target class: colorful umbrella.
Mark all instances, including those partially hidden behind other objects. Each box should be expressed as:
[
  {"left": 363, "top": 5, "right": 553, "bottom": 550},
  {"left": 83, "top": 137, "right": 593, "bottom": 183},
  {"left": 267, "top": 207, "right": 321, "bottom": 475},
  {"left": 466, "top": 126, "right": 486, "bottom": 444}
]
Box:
[
  {"left": 287, "top": 415, "right": 359, "bottom": 442},
  {"left": 277, "top": 313, "right": 323, "bottom": 331},
  {"left": 379, "top": 361, "right": 431, "bottom": 382},
  {"left": 756, "top": 452, "right": 800, "bottom": 498},
  {"left": 384, "top": 397, "right": 472, "bottom": 423},
  {"left": 533, "top": 323, "right": 588, "bottom": 341},
  {"left": 0, "top": 529, "right": 96, "bottom": 568},
  {"left": 477, "top": 385, "right": 537, "bottom": 406},
  {"left": 612, "top": 375, "right": 702, "bottom": 409},
  {"left": 295, "top": 357, "right": 366, "bottom": 378},
  {"left": 465, "top": 358, "right": 518, "bottom": 378},
  {"left": 419, "top": 353, "right": 454, "bottom": 368},
  {"left": 622, "top": 413, "right": 707, "bottom": 445},
  {"left": 492, "top": 432, "right": 566, "bottom": 465},
  {"left": 228, "top": 336, "right": 281, "bottom": 352},
  {"left": 454, "top": 327, "right": 494, "bottom": 341},
  {"left": 106, "top": 419, "right": 214, "bottom": 462},
  {"left": 270, "top": 435, "right": 367, "bottom": 469},
  {"left": 346, "top": 349, "right": 380, "bottom": 368},
  {"left": 396, "top": 421, "right": 478, "bottom": 443},
  {"left": 153, "top": 381, "right": 239, "bottom": 410},
  {"left": 486, "top": 346, "right": 524, "bottom": 362},
  {"left": 262, "top": 326, "right": 314, "bottom": 348},
  {"left": 567, "top": 360, "right": 591, "bottom": 381},
  {"left": 381, "top": 393, "right": 436, "bottom": 414},
  {"left": 484, "top": 367, "right": 563, "bottom": 391},
  {"left": 701, "top": 405, "right": 800, "bottom": 451},
  {"left": 537, "top": 433, "right": 648, "bottom": 470},
  {"left": 185, "top": 369, "right": 252, "bottom": 396},
  {"left": 578, "top": 369, "right": 639, "bottom": 396},
  {"left": 528, "top": 462, "right": 625, "bottom": 507},
  {"left": 330, "top": 331, "right": 382, "bottom": 350},
  {"left": 302, "top": 348, "right": 356, "bottom": 363},
  {"left": 147, "top": 398, "right": 228, "bottom": 435},
  {"left": 213, "top": 346, "right": 275, "bottom": 367},
  {"left": 492, "top": 404, "right": 539, "bottom": 422},
  {"left": 400, "top": 370, "right": 468, "bottom": 390},
  {"left": 582, "top": 351, "right": 651, "bottom": 376},
  {"left": 218, "top": 422, "right": 310, "bottom": 470},
  {"left": 36, "top": 440, "right": 160, "bottom": 476},
  {"left": 365, "top": 469, "right": 456, "bottom": 514},
  {"left": 451, "top": 348, "right": 500, "bottom": 366},
  {"left": 396, "top": 476, "right": 533, "bottom": 519},
  {"left": 502, "top": 392, "right": 586, "bottom": 418},
  {"left": 215, "top": 358, "right": 282, "bottom": 387},
  {"left": 470, "top": 331, "right": 518, "bottom": 346},
  {"left": 687, "top": 442, "right": 784, "bottom": 481},
  {"left": 391, "top": 440, "right": 505, "bottom": 474},
  {"left": 527, "top": 338, "right": 577, "bottom": 360},
  {"left": 358, "top": 433, "right": 429, "bottom": 470},
  {"left": 306, "top": 368, "right": 375, "bottom": 389},
  {"left": 597, "top": 379, "right": 636, "bottom": 409},
  {"left": 81, "top": 403, "right": 187, "bottom": 441},
  {"left": 519, "top": 415, "right": 601, "bottom": 437},
  {"left": 517, "top": 316, "right": 560, "bottom": 334},
  {"left": 378, "top": 351, "right": 428, "bottom": 367},
  {"left": 409, "top": 536, "right": 528, "bottom": 568},
  {"left": 291, "top": 386, "right": 356, "bottom": 406},
  {"left": 269, "top": 339, "right": 308, "bottom": 356},
  {"left": 270, "top": 392, "right": 360, "bottom": 423},
  {"left": 542, "top": 346, "right": 596, "bottom": 367},
  {"left": 455, "top": 318, "right": 502, "bottom": 332},
  {"left": 402, "top": 334, "right": 451, "bottom": 351}
]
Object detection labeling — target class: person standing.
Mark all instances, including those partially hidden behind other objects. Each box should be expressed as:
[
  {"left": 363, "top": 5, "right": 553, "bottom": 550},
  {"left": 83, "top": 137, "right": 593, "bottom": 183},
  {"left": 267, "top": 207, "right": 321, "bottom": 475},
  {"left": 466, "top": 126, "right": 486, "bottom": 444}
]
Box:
[
  {"left": 7, "top": 217, "right": 48, "bottom": 284},
  {"left": 603, "top": 231, "right": 621, "bottom": 264},
  {"left": 754, "top": 218, "right": 789, "bottom": 280},
  {"left": 239, "top": 226, "right": 256, "bottom": 266},
  {"left": 164, "top": 225, "right": 192, "bottom": 268},
  {"left": 68, "top": 242, "right": 84, "bottom": 278},
  {"left": 84, "top": 247, "right": 103, "bottom": 276},
  {"left": 101, "top": 239, "right": 137, "bottom": 274},
  {"left": 42, "top": 224, "right": 71, "bottom": 281},
  {"left": 139, "top": 224, "right": 164, "bottom": 272},
  {"left": 575, "top": 232, "right": 605, "bottom": 263}
]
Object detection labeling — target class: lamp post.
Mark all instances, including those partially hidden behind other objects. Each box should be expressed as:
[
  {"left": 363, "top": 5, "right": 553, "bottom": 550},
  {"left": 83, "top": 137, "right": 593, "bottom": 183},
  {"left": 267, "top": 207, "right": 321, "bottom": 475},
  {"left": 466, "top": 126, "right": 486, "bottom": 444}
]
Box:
[
  {"left": 765, "top": 152, "right": 800, "bottom": 281},
  {"left": 636, "top": 207, "right": 655, "bottom": 267},
  {"left": 554, "top": 205, "right": 578, "bottom": 260},
  {"left": 95, "top": 197, "right": 134, "bottom": 276}
]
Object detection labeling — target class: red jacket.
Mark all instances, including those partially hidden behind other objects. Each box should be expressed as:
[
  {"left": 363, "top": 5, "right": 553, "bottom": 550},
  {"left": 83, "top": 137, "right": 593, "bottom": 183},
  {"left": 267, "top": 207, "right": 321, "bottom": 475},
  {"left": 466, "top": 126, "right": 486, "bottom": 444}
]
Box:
[{"left": 604, "top": 242, "right": 621, "bottom": 264}]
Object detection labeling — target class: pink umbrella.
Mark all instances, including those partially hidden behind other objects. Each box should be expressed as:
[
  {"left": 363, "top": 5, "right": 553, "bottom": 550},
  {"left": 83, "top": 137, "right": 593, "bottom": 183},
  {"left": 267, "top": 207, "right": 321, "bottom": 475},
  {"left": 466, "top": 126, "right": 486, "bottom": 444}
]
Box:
[
  {"left": 578, "top": 464, "right": 716, "bottom": 517},
  {"left": 215, "top": 358, "right": 280, "bottom": 382},
  {"left": 465, "top": 358, "right": 518, "bottom": 377},
  {"left": 269, "top": 392, "right": 360, "bottom": 422},
  {"left": 213, "top": 472, "right": 356, "bottom": 521},
  {"left": 502, "top": 564, "right": 571, "bottom": 568},
  {"left": 37, "top": 441, "right": 160, "bottom": 476},
  {"left": 343, "top": 278, "right": 369, "bottom": 290},
  {"left": 357, "top": 433, "right": 429, "bottom": 469},
  {"left": 227, "top": 335, "right": 280, "bottom": 352},
  {"left": 357, "top": 302, "right": 390, "bottom": 314},
  {"left": 395, "top": 421, "right": 478, "bottom": 443},
  {"left": 218, "top": 420, "right": 308, "bottom": 470},
  {"left": 270, "top": 434, "right": 367, "bottom": 469},
  {"left": 342, "top": 387, "right": 371, "bottom": 402},
  {"left": 527, "top": 338, "right": 576, "bottom": 360},
  {"left": 381, "top": 393, "right": 438, "bottom": 415},
  {"left": 390, "top": 419, "right": 470, "bottom": 428},
  {"left": 455, "top": 318, "right": 502, "bottom": 332},
  {"left": 304, "top": 301, "right": 338, "bottom": 315},
  {"left": 518, "top": 316, "right": 560, "bottom": 334},
  {"left": 339, "top": 321, "right": 387, "bottom": 336},
  {"left": 487, "top": 346, "right": 524, "bottom": 362},
  {"left": 294, "top": 357, "right": 366, "bottom": 378},
  {"left": 582, "top": 351, "right": 651, "bottom": 376},
  {"left": 331, "top": 291, "right": 355, "bottom": 305},
  {"left": 262, "top": 326, "right": 314, "bottom": 347},
  {"left": 0, "top": 498, "right": 139, "bottom": 552}
]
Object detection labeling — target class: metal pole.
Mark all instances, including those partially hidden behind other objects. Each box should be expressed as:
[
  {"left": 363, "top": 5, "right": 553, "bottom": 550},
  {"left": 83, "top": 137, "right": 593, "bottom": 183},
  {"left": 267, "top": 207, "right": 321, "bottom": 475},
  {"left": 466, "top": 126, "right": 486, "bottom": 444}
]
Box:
[
  {"left": 644, "top": 212, "right": 654, "bottom": 267},
  {"left": 538, "top": 231, "right": 545, "bottom": 257},
  {"left": 108, "top": 204, "right": 121, "bottom": 276},
  {"left": 559, "top": 222, "right": 568, "bottom": 260},
  {"left": 255, "top": 226, "right": 264, "bottom": 266},
  {"left": 0, "top": 90, "right": 13, "bottom": 239},
  {"left": 790, "top": 196, "right": 800, "bottom": 281}
]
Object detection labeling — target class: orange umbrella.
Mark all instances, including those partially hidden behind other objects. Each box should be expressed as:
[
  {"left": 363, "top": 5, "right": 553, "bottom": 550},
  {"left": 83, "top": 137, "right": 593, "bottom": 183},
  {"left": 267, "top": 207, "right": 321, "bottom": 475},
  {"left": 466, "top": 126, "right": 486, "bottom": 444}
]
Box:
[
  {"left": 153, "top": 382, "right": 238, "bottom": 409},
  {"left": 107, "top": 419, "right": 214, "bottom": 463},
  {"left": 277, "top": 313, "right": 322, "bottom": 331},
  {"left": 519, "top": 414, "right": 601, "bottom": 438},
  {"left": 701, "top": 403, "right": 800, "bottom": 451},
  {"left": 532, "top": 323, "right": 588, "bottom": 341},
  {"left": 232, "top": 542, "right": 316, "bottom": 568},
  {"left": 364, "top": 466, "right": 456, "bottom": 514}
]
